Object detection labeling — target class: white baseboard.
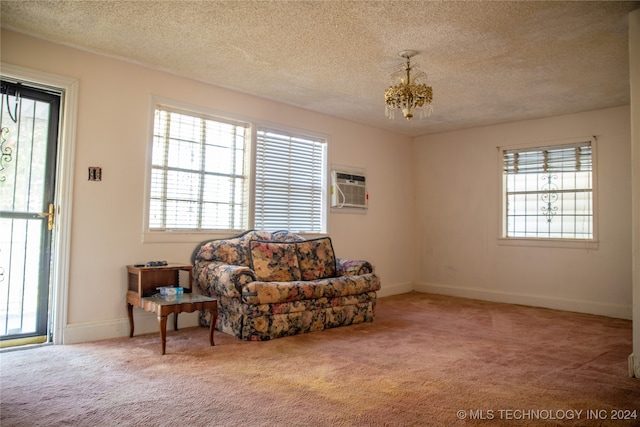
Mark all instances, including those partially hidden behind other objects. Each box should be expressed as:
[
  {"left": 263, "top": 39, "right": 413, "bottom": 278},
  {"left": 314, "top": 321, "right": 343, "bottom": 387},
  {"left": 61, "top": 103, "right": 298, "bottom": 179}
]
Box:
[
  {"left": 414, "top": 282, "right": 632, "bottom": 320},
  {"left": 378, "top": 282, "right": 414, "bottom": 298},
  {"left": 62, "top": 311, "right": 200, "bottom": 344}
]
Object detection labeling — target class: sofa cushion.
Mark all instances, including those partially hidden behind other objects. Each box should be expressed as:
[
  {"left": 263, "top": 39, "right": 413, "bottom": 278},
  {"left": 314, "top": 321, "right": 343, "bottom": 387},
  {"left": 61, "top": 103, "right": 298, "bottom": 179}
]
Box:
[
  {"left": 296, "top": 237, "right": 337, "bottom": 280},
  {"left": 249, "top": 240, "right": 302, "bottom": 282},
  {"left": 242, "top": 274, "right": 381, "bottom": 305}
]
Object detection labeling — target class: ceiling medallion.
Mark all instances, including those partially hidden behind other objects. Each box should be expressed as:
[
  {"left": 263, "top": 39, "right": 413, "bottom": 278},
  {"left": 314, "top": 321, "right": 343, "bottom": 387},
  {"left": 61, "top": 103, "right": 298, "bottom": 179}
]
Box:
[{"left": 384, "top": 50, "right": 433, "bottom": 121}]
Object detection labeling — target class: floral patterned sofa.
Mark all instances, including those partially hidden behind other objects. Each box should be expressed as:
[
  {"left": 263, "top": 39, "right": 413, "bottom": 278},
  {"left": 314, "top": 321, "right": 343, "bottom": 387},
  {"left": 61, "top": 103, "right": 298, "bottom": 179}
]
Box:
[{"left": 190, "top": 230, "right": 381, "bottom": 341}]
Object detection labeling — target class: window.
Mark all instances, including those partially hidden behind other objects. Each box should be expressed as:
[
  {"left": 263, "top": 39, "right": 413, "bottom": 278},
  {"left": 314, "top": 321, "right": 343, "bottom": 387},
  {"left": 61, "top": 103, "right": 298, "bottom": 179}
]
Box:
[
  {"left": 254, "top": 128, "right": 327, "bottom": 233},
  {"left": 149, "top": 106, "right": 250, "bottom": 232},
  {"left": 501, "top": 138, "right": 595, "bottom": 240},
  {"left": 145, "top": 102, "right": 327, "bottom": 239}
]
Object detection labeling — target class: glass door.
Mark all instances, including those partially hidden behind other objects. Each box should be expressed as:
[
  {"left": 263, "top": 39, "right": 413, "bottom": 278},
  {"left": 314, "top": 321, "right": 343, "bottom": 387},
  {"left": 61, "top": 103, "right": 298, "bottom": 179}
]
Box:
[{"left": 0, "top": 80, "right": 60, "bottom": 347}]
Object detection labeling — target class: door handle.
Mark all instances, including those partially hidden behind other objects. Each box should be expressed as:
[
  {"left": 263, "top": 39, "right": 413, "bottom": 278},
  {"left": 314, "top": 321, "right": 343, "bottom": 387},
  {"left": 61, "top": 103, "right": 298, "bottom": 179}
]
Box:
[{"left": 38, "top": 203, "right": 55, "bottom": 231}]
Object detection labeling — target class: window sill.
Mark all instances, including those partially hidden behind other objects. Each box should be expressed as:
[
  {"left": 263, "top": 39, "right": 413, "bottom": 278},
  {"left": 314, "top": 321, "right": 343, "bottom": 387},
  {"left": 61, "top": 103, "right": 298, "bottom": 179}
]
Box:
[{"left": 497, "top": 237, "right": 599, "bottom": 250}]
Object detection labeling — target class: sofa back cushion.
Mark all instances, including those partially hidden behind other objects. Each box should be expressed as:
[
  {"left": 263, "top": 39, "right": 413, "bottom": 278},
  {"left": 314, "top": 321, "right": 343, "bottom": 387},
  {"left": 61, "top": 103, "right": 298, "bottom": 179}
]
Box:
[
  {"left": 249, "top": 240, "right": 302, "bottom": 282},
  {"left": 194, "top": 231, "right": 336, "bottom": 282},
  {"left": 194, "top": 230, "right": 276, "bottom": 266},
  {"left": 296, "top": 237, "right": 337, "bottom": 280}
]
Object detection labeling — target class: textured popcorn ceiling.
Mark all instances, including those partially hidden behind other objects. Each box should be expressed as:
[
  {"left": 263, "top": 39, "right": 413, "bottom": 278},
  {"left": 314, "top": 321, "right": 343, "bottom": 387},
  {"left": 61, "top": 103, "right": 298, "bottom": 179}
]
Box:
[{"left": 1, "top": 1, "right": 638, "bottom": 137}]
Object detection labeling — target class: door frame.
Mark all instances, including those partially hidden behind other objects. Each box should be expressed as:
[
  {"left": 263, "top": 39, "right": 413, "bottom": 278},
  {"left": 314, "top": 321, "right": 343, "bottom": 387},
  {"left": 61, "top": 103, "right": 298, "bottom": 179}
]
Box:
[{"left": 1, "top": 62, "right": 78, "bottom": 345}]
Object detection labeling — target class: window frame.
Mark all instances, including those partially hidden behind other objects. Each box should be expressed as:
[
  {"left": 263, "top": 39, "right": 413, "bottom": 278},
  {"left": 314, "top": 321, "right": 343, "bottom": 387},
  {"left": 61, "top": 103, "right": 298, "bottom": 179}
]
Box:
[
  {"left": 142, "top": 97, "right": 329, "bottom": 243},
  {"left": 497, "top": 136, "right": 599, "bottom": 249}
]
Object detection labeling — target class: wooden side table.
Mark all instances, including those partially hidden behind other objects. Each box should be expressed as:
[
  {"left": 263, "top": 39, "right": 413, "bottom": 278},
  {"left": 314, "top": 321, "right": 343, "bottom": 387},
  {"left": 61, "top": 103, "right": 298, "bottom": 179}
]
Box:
[
  {"left": 126, "top": 264, "right": 218, "bottom": 354},
  {"left": 139, "top": 294, "right": 217, "bottom": 355}
]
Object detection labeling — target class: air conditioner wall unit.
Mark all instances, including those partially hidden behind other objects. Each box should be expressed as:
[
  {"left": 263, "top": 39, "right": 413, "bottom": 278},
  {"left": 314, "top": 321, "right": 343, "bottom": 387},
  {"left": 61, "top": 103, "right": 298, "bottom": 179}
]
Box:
[{"left": 331, "top": 169, "right": 367, "bottom": 209}]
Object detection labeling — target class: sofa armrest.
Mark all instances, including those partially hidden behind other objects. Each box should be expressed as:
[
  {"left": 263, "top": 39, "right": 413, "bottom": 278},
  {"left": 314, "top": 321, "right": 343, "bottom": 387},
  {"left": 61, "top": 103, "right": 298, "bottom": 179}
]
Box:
[
  {"left": 336, "top": 258, "right": 374, "bottom": 276},
  {"left": 194, "top": 261, "right": 257, "bottom": 299}
]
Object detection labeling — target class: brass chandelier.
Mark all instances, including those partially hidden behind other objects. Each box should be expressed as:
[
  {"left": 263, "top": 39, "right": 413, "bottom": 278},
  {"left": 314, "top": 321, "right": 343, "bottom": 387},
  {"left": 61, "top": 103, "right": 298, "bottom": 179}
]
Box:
[{"left": 385, "top": 50, "right": 433, "bottom": 121}]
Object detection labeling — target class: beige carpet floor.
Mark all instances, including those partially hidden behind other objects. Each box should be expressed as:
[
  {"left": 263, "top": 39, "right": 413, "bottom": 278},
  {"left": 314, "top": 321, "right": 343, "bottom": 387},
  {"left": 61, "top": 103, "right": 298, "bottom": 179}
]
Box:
[{"left": 1, "top": 292, "right": 639, "bottom": 427}]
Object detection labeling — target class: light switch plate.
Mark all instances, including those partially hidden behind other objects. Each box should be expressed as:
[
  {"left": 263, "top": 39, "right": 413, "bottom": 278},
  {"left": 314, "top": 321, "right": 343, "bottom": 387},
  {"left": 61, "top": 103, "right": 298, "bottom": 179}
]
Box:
[{"left": 88, "top": 167, "right": 102, "bottom": 181}]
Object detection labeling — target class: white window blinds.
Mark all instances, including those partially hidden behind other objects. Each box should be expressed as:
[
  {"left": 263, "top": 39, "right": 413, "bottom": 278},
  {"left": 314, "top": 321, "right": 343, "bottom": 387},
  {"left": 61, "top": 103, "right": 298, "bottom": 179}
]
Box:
[
  {"left": 149, "top": 107, "right": 249, "bottom": 231},
  {"left": 254, "top": 129, "right": 326, "bottom": 233},
  {"left": 503, "top": 142, "right": 592, "bottom": 174}
]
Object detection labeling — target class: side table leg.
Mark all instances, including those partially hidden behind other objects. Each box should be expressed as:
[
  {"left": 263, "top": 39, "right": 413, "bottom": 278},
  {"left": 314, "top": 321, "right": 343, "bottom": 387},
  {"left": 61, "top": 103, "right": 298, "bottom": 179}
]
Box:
[
  {"left": 127, "top": 303, "right": 134, "bottom": 337},
  {"left": 158, "top": 315, "right": 168, "bottom": 355},
  {"left": 173, "top": 312, "right": 178, "bottom": 331},
  {"left": 209, "top": 308, "right": 218, "bottom": 346}
]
